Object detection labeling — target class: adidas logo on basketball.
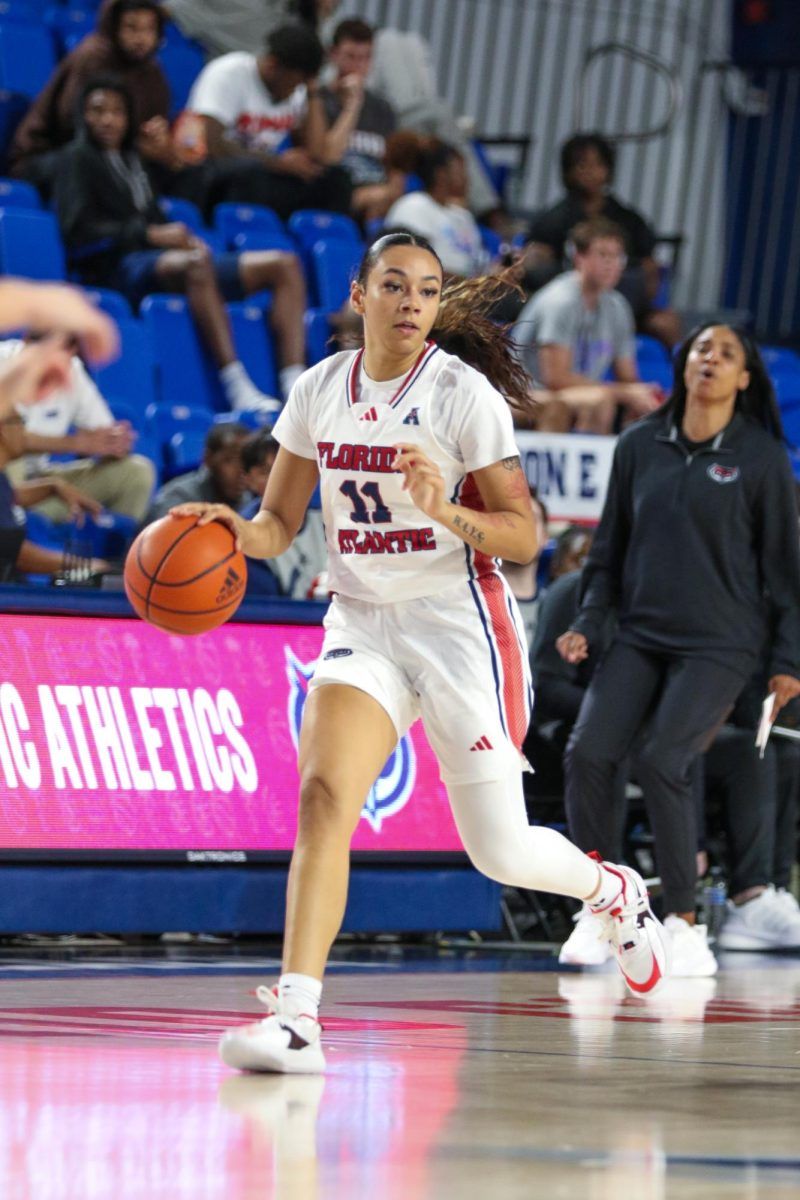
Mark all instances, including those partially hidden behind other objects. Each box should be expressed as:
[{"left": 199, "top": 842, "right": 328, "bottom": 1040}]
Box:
[
  {"left": 469, "top": 735, "right": 494, "bottom": 751},
  {"left": 215, "top": 566, "right": 243, "bottom": 604}
]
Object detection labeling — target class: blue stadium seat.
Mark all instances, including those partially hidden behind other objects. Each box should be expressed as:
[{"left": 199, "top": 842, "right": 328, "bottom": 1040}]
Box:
[
  {"left": 91, "top": 315, "right": 157, "bottom": 411},
  {"left": 639, "top": 359, "right": 674, "bottom": 393},
  {"left": 43, "top": 4, "right": 94, "bottom": 51},
  {"left": 635, "top": 334, "right": 671, "bottom": 366},
  {"left": 0, "top": 207, "right": 65, "bottom": 279},
  {"left": 478, "top": 224, "right": 503, "bottom": 259},
  {"left": 213, "top": 410, "right": 270, "bottom": 431},
  {"left": 159, "top": 195, "right": 205, "bottom": 233},
  {"left": 0, "top": 2, "right": 40, "bottom": 24},
  {"left": 231, "top": 228, "right": 296, "bottom": 255},
  {"left": 227, "top": 301, "right": 279, "bottom": 398},
  {"left": 141, "top": 294, "right": 224, "bottom": 410},
  {"left": 157, "top": 39, "right": 206, "bottom": 116},
  {"left": 0, "top": 22, "right": 56, "bottom": 98},
  {"left": 304, "top": 307, "right": 333, "bottom": 365},
  {"left": 145, "top": 400, "right": 213, "bottom": 446},
  {"left": 83, "top": 287, "right": 132, "bottom": 322},
  {"left": 287, "top": 208, "right": 362, "bottom": 250},
  {"left": 364, "top": 217, "right": 384, "bottom": 242},
  {"left": 762, "top": 345, "right": 800, "bottom": 374},
  {"left": 773, "top": 372, "right": 800, "bottom": 408},
  {"left": 159, "top": 197, "right": 224, "bottom": 252},
  {"left": 105, "top": 399, "right": 160, "bottom": 468},
  {"left": 214, "top": 203, "right": 285, "bottom": 249},
  {"left": 0, "top": 90, "right": 28, "bottom": 160},
  {"left": 166, "top": 428, "right": 207, "bottom": 477},
  {"left": 310, "top": 238, "right": 364, "bottom": 312},
  {"left": 0, "top": 176, "right": 40, "bottom": 208}
]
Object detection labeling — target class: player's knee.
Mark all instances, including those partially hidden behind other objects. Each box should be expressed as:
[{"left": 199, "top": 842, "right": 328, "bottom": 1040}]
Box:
[
  {"left": 297, "top": 774, "right": 351, "bottom": 838},
  {"left": 462, "top": 836, "right": 523, "bottom": 886}
]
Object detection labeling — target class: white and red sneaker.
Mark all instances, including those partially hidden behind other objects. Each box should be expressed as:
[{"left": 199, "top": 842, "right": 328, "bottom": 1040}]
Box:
[
  {"left": 218, "top": 985, "right": 325, "bottom": 1074},
  {"left": 589, "top": 854, "right": 669, "bottom": 996}
]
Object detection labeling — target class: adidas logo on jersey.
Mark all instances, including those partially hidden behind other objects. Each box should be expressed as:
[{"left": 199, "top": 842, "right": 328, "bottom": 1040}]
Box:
[
  {"left": 402, "top": 407, "right": 420, "bottom": 425},
  {"left": 359, "top": 407, "right": 379, "bottom": 422},
  {"left": 469, "top": 735, "right": 494, "bottom": 752}
]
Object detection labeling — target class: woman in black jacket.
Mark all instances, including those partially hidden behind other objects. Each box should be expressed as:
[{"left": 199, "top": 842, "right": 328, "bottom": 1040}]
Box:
[
  {"left": 54, "top": 76, "right": 308, "bottom": 416},
  {"left": 557, "top": 324, "right": 800, "bottom": 976}
]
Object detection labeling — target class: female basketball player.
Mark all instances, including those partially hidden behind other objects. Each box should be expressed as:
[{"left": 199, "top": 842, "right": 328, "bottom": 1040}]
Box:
[
  {"left": 558, "top": 324, "right": 800, "bottom": 977},
  {"left": 173, "top": 233, "right": 668, "bottom": 1073}
]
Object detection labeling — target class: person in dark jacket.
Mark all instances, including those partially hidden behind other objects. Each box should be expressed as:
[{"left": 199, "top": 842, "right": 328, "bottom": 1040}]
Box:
[
  {"left": 55, "top": 77, "right": 309, "bottom": 415},
  {"left": 557, "top": 324, "right": 800, "bottom": 976},
  {"left": 9, "top": 0, "right": 173, "bottom": 199}
]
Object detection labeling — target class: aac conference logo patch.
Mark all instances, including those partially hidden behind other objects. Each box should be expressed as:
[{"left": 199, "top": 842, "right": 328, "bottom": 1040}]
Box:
[
  {"left": 707, "top": 463, "right": 740, "bottom": 484},
  {"left": 284, "top": 648, "right": 416, "bottom": 832}
]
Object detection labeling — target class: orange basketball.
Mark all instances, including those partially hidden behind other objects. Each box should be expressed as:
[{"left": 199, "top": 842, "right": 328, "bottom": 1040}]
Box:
[{"left": 124, "top": 514, "right": 247, "bottom": 635}]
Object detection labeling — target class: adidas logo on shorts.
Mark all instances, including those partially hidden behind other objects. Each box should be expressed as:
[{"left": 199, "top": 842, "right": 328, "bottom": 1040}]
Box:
[{"left": 469, "top": 735, "right": 494, "bottom": 752}]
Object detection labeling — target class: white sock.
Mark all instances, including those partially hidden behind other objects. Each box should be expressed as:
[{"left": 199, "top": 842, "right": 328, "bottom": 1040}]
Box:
[
  {"left": 279, "top": 363, "right": 305, "bottom": 400},
  {"left": 587, "top": 864, "right": 625, "bottom": 913},
  {"left": 219, "top": 360, "right": 280, "bottom": 413},
  {"left": 278, "top": 972, "right": 322, "bottom": 1020}
]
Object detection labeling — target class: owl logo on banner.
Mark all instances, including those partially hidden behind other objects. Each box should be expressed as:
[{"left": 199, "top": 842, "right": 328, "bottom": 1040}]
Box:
[{"left": 284, "top": 648, "right": 416, "bottom": 832}]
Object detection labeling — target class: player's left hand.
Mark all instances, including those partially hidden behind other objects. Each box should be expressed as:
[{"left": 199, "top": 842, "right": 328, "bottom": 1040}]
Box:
[
  {"left": 768, "top": 674, "right": 800, "bottom": 720},
  {"left": 393, "top": 443, "right": 446, "bottom": 520}
]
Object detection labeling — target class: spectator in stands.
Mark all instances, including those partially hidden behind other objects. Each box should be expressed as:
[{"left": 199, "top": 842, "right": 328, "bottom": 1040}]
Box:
[
  {"left": 56, "top": 78, "right": 308, "bottom": 415},
  {"left": 384, "top": 138, "right": 487, "bottom": 278},
  {"left": 0, "top": 424, "right": 112, "bottom": 581},
  {"left": 524, "top": 132, "right": 681, "bottom": 347},
  {"left": 9, "top": 0, "right": 173, "bottom": 201},
  {"left": 512, "top": 218, "right": 662, "bottom": 434},
  {"left": 148, "top": 422, "right": 249, "bottom": 522},
  {"left": 239, "top": 428, "right": 327, "bottom": 598},
  {"left": 319, "top": 18, "right": 404, "bottom": 224},
  {"left": 0, "top": 337, "right": 155, "bottom": 523},
  {"left": 181, "top": 22, "right": 352, "bottom": 220}
]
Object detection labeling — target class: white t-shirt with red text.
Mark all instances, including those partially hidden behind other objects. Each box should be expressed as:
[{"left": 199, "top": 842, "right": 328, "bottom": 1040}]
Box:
[{"left": 187, "top": 51, "right": 307, "bottom": 153}]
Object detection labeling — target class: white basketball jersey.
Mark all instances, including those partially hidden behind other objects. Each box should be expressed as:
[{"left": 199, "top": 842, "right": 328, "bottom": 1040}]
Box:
[{"left": 272, "top": 343, "right": 519, "bottom": 603}]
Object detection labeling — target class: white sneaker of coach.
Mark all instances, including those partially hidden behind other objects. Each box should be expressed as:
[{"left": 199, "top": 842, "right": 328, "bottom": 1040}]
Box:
[
  {"left": 558, "top": 905, "right": 614, "bottom": 966},
  {"left": 717, "top": 886, "right": 800, "bottom": 951},
  {"left": 663, "top": 915, "right": 718, "bottom": 976},
  {"left": 219, "top": 986, "right": 325, "bottom": 1074}
]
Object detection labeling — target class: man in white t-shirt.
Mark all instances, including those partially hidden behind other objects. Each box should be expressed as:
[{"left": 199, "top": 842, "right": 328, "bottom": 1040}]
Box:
[
  {"left": 0, "top": 339, "right": 156, "bottom": 522},
  {"left": 185, "top": 22, "right": 352, "bottom": 220}
]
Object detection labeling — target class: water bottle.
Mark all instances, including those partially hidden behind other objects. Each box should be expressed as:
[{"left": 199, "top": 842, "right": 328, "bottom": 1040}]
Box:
[{"left": 701, "top": 878, "right": 728, "bottom": 940}]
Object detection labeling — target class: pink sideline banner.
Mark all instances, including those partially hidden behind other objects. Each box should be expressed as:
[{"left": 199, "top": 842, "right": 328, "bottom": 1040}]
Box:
[{"left": 0, "top": 614, "right": 462, "bottom": 853}]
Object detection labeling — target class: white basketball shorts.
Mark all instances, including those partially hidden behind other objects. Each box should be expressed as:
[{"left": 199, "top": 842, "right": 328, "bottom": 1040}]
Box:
[{"left": 309, "top": 573, "right": 533, "bottom": 784}]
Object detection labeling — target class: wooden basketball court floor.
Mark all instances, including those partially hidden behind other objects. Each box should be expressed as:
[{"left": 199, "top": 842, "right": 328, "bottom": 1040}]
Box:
[{"left": 1, "top": 943, "right": 799, "bottom": 1200}]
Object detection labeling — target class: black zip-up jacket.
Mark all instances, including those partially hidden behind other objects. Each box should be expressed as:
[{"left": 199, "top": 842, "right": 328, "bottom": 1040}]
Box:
[{"left": 572, "top": 410, "right": 800, "bottom": 681}]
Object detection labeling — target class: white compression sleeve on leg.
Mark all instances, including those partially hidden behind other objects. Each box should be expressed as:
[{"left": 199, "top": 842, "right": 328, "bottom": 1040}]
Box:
[{"left": 446, "top": 771, "right": 600, "bottom": 900}]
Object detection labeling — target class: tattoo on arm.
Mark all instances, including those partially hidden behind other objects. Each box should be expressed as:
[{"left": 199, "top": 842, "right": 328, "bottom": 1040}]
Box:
[
  {"left": 501, "top": 455, "right": 521, "bottom": 471},
  {"left": 452, "top": 512, "right": 486, "bottom": 544}
]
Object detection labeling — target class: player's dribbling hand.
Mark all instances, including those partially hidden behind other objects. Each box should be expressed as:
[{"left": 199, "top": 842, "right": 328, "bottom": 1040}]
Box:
[
  {"left": 556, "top": 630, "right": 589, "bottom": 664},
  {"left": 169, "top": 502, "right": 250, "bottom": 553},
  {"left": 393, "top": 444, "right": 446, "bottom": 520}
]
